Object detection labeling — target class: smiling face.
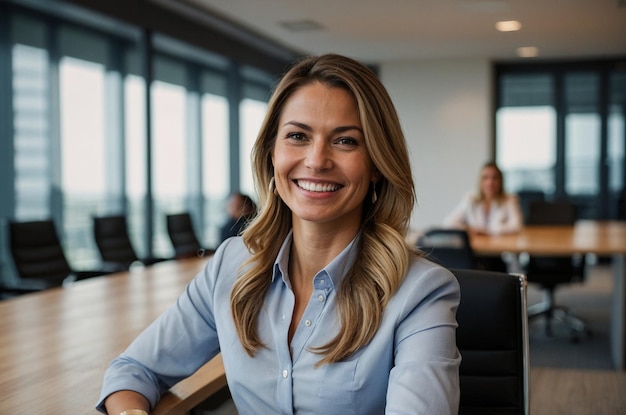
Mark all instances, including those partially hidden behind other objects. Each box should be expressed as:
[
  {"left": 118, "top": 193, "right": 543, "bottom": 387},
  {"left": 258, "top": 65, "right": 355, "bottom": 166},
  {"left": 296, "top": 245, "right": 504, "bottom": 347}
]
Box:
[{"left": 271, "top": 81, "right": 376, "bottom": 232}]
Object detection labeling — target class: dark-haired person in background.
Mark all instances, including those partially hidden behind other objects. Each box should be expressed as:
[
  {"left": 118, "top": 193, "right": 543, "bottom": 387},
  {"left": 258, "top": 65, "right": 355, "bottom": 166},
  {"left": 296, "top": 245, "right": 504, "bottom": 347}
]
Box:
[{"left": 219, "top": 192, "right": 257, "bottom": 243}]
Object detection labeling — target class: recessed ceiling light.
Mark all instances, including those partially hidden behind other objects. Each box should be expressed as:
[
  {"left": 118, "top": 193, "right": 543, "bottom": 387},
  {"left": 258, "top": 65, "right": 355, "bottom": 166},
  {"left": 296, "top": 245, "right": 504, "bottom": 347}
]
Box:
[
  {"left": 496, "top": 20, "right": 522, "bottom": 32},
  {"left": 517, "top": 46, "right": 539, "bottom": 58}
]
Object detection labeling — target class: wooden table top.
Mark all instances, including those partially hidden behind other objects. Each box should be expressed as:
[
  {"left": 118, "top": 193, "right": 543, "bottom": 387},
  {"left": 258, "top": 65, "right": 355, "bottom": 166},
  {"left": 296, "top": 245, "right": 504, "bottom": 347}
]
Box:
[
  {"left": 0, "top": 257, "right": 226, "bottom": 415},
  {"left": 470, "top": 220, "right": 626, "bottom": 256}
]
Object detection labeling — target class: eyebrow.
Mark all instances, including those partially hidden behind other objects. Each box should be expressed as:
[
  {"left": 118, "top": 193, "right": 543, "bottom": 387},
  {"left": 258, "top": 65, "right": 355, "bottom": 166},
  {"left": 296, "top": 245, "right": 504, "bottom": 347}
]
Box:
[{"left": 282, "top": 121, "right": 363, "bottom": 134}]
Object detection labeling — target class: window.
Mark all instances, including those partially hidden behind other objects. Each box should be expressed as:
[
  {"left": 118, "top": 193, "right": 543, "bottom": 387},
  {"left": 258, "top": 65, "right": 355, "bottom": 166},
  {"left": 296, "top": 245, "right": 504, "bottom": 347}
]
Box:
[
  {"left": 564, "top": 72, "right": 601, "bottom": 196},
  {"left": 239, "top": 98, "right": 267, "bottom": 197},
  {"left": 1, "top": 3, "right": 282, "bottom": 283},
  {"left": 151, "top": 57, "right": 188, "bottom": 256},
  {"left": 496, "top": 105, "right": 556, "bottom": 194},
  {"left": 13, "top": 42, "right": 50, "bottom": 220},
  {"left": 240, "top": 71, "right": 273, "bottom": 198},
  {"left": 496, "top": 60, "right": 626, "bottom": 220},
  {"left": 124, "top": 72, "right": 149, "bottom": 257},
  {"left": 60, "top": 56, "right": 108, "bottom": 267},
  {"left": 202, "top": 73, "right": 229, "bottom": 247}
]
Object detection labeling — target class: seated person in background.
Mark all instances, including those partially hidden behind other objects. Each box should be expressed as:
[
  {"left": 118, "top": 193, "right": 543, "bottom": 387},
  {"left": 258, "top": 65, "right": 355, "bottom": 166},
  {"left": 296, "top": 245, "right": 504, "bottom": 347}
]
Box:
[
  {"left": 97, "top": 53, "right": 460, "bottom": 415},
  {"left": 444, "top": 161, "right": 522, "bottom": 271},
  {"left": 219, "top": 192, "right": 257, "bottom": 242}
]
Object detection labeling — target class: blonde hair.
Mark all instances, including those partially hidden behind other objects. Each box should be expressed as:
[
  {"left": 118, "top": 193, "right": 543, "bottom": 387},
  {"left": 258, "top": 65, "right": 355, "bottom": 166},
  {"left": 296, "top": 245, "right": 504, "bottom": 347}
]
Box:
[
  {"left": 230, "top": 54, "right": 417, "bottom": 364},
  {"left": 475, "top": 161, "right": 507, "bottom": 204}
]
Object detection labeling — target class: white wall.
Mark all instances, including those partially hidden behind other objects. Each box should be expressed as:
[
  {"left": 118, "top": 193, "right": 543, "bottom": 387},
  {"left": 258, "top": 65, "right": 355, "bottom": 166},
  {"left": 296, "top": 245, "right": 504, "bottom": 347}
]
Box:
[{"left": 381, "top": 58, "right": 492, "bottom": 233}]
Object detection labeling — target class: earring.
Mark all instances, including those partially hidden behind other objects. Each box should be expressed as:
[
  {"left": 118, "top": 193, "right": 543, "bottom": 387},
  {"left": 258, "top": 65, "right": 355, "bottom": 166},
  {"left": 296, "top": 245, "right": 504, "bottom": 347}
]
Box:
[
  {"left": 371, "top": 181, "right": 378, "bottom": 204},
  {"left": 269, "top": 177, "right": 278, "bottom": 196}
]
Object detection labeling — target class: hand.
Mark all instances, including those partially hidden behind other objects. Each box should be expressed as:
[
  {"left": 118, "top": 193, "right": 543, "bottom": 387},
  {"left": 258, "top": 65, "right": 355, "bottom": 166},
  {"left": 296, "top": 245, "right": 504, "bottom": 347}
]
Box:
[{"left": 104, "top": 391, "right": 150, "bottom": 415}]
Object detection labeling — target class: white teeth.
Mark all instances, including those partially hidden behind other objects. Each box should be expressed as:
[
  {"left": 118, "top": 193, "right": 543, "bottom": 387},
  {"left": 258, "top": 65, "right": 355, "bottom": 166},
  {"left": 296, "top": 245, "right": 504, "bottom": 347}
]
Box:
[{"left": 296, "top": 180, "right": 339, "bottom": 192}]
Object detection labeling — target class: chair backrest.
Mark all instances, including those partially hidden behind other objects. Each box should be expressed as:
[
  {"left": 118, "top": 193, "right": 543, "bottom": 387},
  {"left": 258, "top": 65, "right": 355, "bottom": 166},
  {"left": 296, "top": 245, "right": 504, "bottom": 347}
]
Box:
[
  {"left": 8, "top": 219, "right": 73, "bottom": 287},
  {"left": 416, "top": 228, "right": 477, "bottom": 269},
  {"left": 166, "top": 213, "right": 202, "bottom": 258},
  {"left": 517, "top": 190, "right": 545, "bottom": 223},
  {"left": 93, "top": 215, "right": 138, "bottom": 269},
  {"left": 452, "top": 268, "right": 530, "bottom": 415},
  {"left": 526, "top": 199, "right": 576, "bottom": 226},
  {"left": 525, "top": 199, "right": 583, "bottom": 283}
]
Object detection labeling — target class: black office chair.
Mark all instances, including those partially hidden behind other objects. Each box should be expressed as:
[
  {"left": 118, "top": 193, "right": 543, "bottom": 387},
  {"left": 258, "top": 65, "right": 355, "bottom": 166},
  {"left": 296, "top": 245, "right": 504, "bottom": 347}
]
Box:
[
  {"left": 416, "top": 228, "right": 477, "bottom": 269},
  {"left": 516, "top": 189, "right": 545, "bottom": 223},
  {"left": 166, "top": 212, "right": 212, "bottom": 259},
  {"left": 524, "top": 200, "right": 588, "bottom": 340},
  {"left": 8, "top": 219, "right": 112, "bottom": 291},
  {"left": 93, "top": 215, "right": 169, "bottom": 270},
  {"left": 452, "top": 268, "right": 529, "bottom": 415}
]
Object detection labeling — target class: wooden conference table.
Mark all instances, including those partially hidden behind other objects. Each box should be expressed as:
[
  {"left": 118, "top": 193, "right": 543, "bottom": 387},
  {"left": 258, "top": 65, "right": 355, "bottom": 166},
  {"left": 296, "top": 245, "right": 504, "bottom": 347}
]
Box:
[
  {"left": 0, "top": 257, "right": 226, "bottom": 415},
  {"left": 470, "top": 220, "right": 626, "bottom": 371}
]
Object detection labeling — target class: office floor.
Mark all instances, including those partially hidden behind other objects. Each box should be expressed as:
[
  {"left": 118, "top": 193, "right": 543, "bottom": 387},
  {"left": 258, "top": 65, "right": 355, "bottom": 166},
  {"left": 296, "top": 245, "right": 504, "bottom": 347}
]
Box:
[
  {"left": 527, "top": 262, "right": 612, "bottom": 369},
  {"left": 528, "top": 264, "right": 626, "bottom": 414}
]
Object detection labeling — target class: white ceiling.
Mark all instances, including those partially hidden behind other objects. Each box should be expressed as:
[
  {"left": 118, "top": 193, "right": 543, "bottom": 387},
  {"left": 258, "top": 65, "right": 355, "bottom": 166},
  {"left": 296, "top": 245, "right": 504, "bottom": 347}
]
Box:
[{"left": 174, "top": 0, "right": 626, "bottom": 64}]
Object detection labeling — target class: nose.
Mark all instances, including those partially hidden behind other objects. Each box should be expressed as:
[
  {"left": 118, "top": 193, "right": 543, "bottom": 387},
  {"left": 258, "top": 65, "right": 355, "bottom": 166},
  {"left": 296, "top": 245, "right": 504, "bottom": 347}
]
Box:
[{"left": 304, "top": 140, "right": 332, "bottom": 171}]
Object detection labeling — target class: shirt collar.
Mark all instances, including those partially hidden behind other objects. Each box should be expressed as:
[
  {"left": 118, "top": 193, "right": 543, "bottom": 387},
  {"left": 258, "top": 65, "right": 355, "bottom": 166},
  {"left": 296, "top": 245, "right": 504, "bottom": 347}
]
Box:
[{"left": 271, "top": 230, "right": 361, "bottom": 290}]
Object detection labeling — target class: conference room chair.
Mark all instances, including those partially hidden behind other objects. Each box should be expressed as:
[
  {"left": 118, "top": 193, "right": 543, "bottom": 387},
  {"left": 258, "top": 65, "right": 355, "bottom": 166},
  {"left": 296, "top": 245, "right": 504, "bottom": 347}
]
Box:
[
  {"left": 166, "top": 212, "right": 213, "bottom": 259},
  {"left": 7, "top": 219, "right": 113, "bottom": 291},
  {"left": 524, "top": 199, "right": 588, "bottom": 341},
  {"left": 416, "top": 228, "right": 477, "bottom": 269},
  {"left": 516, "top": 189, "right": 545, "bottom": 223},
  {"left": 93, "top": 214, "right": 170, "bottom": 271},
  {"left": 452, "top": 268, "right": 530, "bottom": 415}
]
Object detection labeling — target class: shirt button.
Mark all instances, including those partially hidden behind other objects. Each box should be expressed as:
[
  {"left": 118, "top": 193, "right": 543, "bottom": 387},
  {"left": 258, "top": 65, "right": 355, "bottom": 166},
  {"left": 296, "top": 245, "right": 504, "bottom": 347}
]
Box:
[
  {"left": 305, "top": 319, "right": 312, "bottom": 326},
  {"left": 318, "top": 295, "right": 325, "bottom": 302},
  {"left": 282, "top": 369, "right": 289, "bottom": 378}
]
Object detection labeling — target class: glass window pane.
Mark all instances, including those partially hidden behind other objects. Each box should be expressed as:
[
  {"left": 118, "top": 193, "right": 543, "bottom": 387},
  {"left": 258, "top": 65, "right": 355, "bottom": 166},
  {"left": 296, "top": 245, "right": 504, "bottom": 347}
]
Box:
[
  {"left": 60, "top": 57, "right": 107, "bottom": 193},
  {"left": 496, "top": 106, "right": 556, "bottom": 194},
  {"left": 609, "top": 73, "right": 626, "bottom": 194},
  {"left": 59, "top": 56, "right": 107, "bottom": 267},
  {"left": 564, "top": 73, "right": 600, "bottom": 196},
  {"left": 202, "top": 93, "right": 229, "bottom": 247},
  {"left": 125, "top": 74, "right": 147, "bottom": 202},
  {"left": 239, "top": 98, "right": 267, "bottom": 197},
  {"left": 12, "top": 43, "right": 51, "bottom": 220},
  {"left": 496, "top": 74, "right": 556, "bottom": 196},
  {"left": 564, "top": 113, "right": 600, "bottom": 195},
  {"left": 152, "top": 79, "right": 187, "bottom": 256},
  {"left": 125, "top": 73, "right": 148, "bottom": 257}
]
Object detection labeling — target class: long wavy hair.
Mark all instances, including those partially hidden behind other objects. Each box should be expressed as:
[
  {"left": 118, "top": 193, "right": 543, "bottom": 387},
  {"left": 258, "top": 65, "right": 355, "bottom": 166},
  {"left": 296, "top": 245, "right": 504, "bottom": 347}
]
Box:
[{"left": 230, "top": 54, "right": 417, "bottom": 365}]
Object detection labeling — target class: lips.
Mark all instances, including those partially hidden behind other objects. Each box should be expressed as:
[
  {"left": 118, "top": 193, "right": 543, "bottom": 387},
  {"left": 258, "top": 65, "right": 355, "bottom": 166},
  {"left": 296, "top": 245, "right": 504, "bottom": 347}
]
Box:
[{"left": 295, "top": 179, "right": 341, "bottom": 192}]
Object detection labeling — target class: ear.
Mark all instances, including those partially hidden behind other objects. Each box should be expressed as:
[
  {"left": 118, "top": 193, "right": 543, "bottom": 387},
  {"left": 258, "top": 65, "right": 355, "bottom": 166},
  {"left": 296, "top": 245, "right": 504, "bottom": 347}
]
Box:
[{"left": 371, "top": 169, "right": 382, "bottom": 183}]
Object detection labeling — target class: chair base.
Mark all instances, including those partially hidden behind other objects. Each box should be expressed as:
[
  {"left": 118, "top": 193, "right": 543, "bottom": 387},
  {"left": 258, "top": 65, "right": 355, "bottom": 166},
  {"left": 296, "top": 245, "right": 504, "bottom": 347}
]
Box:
[{"left": 528, "top": 300, "right": 590, "bottom": 342}]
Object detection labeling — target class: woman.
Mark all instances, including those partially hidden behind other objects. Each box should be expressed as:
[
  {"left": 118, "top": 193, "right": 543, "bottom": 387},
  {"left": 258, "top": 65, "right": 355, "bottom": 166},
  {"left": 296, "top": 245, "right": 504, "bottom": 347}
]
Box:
[
  {"left": 97, "top": 54, "right": 460, "bottom": 415},
  {"left": 444, "top": 161, "right": 522, "bottom": 271},
  {"left": 444, "top": 161, "right": 522, "bottom": 236}
]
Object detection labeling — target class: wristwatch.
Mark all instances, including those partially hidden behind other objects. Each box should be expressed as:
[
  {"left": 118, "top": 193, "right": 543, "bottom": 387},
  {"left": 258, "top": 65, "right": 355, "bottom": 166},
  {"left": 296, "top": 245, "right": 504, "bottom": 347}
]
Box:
[{"left": 120, "top": 410, "right": 148, "bottom": 415}]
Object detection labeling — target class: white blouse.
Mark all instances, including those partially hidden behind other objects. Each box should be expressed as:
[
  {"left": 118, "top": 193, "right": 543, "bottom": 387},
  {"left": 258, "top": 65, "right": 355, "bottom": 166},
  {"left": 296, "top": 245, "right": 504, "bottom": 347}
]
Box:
[{"left": 444, "top": 192, "right": 523, "bottom": 235}]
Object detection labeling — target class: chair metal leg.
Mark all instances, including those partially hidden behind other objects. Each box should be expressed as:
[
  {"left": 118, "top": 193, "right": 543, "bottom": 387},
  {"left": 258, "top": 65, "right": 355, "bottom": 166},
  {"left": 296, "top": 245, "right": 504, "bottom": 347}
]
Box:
[{"left": 528, "top": 289, "right": 590, "bottom": 342}]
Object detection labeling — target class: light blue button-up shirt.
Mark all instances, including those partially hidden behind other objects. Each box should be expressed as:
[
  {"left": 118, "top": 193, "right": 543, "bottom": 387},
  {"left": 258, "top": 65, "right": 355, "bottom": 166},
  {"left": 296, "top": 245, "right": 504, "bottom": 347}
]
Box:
[{"left": 97, "top": 232, "right": 460, "bottom": 414}]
